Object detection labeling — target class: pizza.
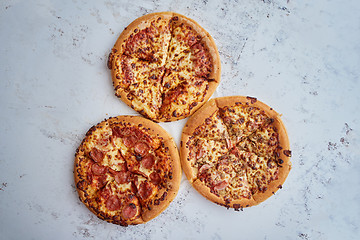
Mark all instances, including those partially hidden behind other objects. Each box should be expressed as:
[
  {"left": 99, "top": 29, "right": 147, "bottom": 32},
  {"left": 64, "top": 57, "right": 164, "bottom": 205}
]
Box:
[
  {"left": 180, "top": 96, "right": 291, "bottom": 210},
  {"left": 107, "top": 12, "right": 221, "bottom": 122},
  {"left": 74, "top": 116, "right": 181, "bottom": 226}
]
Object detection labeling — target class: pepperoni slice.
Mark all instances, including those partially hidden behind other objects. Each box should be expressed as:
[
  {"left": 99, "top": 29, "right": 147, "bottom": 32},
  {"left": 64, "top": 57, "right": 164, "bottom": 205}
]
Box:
[
  {"left": 149, "top": 172, "right": 161, "bottom": 185},
  {"left": 106, "top": 195, "right": 121, "bottom": 211},
  {"left": 123, "top": 135, "right": 137, "bottom": 148},
  {"left": 91, "top": 163, "right": 107, "bottom": 176},
  {"left": 132, "top": 170, "right": 148, "bottom": 179},
  {"left": 141, "top": 155, "right": 155, "bottom": 169},
  {"left": 122, "top": 203, "right": 137, "bottom": 220},
  {"left": 89, "top": 148, "right": 104, "bottom": 162},
  {"left": 138, "top": 182, "right": 153, "bottom": 200},
  {"left": 115, "top": 171, "right": 130, "bottom": 184},
  {"left": 213, "top": 180, "right": 228, "bottom": 191},
  {"left": 134, "top": 142, "right": 149, "bottom": 157},
  {"left": 111, "top": 126, "right": 122, "bottom": 138},
  {"left": 100, "top": 188, "right": 111, "bottom": 200},
  {"left": 96, "top": 174, "right": 108, "bottom": 188}
]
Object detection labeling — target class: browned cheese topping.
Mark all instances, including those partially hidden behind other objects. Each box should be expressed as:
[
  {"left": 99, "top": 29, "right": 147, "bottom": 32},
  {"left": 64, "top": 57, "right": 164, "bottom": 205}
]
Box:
[
  {"left": 108, "top": 13, "right": 219, "bottom": 122},
  {"left": 186, "top": 103, "right": 286, "bottom": 203}
]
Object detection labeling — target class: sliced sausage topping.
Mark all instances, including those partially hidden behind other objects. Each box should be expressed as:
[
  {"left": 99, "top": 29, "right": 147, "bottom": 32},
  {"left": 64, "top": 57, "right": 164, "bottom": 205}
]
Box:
[
  {"left": 89, "top": 148, "right": 104, "bottom": 162},
  {"left": 122, "top": 203, "right": 137, "bottom": 220},
  {"left": 106, "top": 195, "right": 121, "bottom": 211},
  {"left": 91, "top": 163, "right": 107, "bottom": 176},
  {"left": 134, "top": 142, "right": 149, "bottom": 157},
  {"left": 141, "top": 155, "right": 155, "bottom": 169},
  {"left": 149, "top": 172, "right": 161, "bottom": 185},
  {"left": 138, "top": 182, "right": 153, "bottom": 200}
]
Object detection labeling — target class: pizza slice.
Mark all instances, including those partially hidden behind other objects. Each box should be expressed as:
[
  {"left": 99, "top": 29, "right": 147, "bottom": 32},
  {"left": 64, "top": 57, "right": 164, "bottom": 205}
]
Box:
[
  {"left": 237, "top": 123, "right": 281, "bottom": 159},
  {"left": 158, "top": 77, "right": 210, "bottom": 122},
  {"left": 120, "top": 12, "right": 172, "bottom": 65},
  {"left": 184, "top": 146, "right": 256, "bottom": 208},
  {"left": 242, "top": 152, "right": 280, "bottom": 195},
  {"left": 181, "top": 136, "right": 228, "bottom": 180},
  {"left": 182, "top": 98, "right": 232, "bottom": 145},
  {"left": 125, "top": 67, "right": 165, "bottom": 120},
  {"left": 162, "top": 17, "right": 216, "bottom": 90},
  {"left": 216, "top": 97, "right": 273, "bottom": 144}
]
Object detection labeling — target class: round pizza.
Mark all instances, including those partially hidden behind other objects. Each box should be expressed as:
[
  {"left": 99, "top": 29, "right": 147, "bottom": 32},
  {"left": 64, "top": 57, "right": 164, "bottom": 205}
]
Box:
[
  {"left": 74, "top": 116, "right": 181, "bottom": 226},
  {"left": 180, "top": 96, "right": 292, "bottom": 210},
  {"left": 107, "top": 12, "right": 221, "bottom": 122}
]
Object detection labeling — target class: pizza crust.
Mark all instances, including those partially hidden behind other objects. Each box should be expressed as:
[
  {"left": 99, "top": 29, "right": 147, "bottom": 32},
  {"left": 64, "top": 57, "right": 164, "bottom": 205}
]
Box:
[
  {"left": 180, "top": 96, "right": 291, "bottom": 209},
  {"left": 74, "top": 115, "right": 181, "bottom": 225},
  {"left": 192, "top": 179, "right": 257, "bottom": 209}
]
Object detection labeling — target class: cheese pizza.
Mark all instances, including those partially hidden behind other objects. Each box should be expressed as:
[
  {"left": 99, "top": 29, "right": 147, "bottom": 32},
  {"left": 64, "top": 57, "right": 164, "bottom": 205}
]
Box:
[
  {"left": 107, "top": 12, "right": 221, "bottom": 122},
  {"left": 180, "top": 96, "right": 291, "bottom": 210}
]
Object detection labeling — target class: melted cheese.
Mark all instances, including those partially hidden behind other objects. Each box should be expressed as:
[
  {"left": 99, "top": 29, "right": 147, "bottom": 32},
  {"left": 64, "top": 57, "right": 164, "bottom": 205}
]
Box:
[
  {"left": 219, "top": 104, "right": 270, "bottom": 142},
  {"left": 159, "top": 77, "right": 208, "bottom": 121},
  {"left": 192, "top": 109, "right": 230, "bottom": 140},
  {"left": 188, "top": 102, "right": 283, "bottom": 202}
]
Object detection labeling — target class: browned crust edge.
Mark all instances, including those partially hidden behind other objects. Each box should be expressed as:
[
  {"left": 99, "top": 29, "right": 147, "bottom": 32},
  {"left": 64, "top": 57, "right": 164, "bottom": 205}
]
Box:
[
  {"left": 74, "top": 115, "right": 181, "bottom": 225},
  {"left": 110, "top": 12, "right": 221, "bottom": 122},
  {"left": 180, "top": 96, "right": 291, "bottom": 209},
  {"left": 113, "top": 11, "right": 174, "bottom": 53},
  {"left": 179, "top": 132, "right": 197, "bottom": 182}
]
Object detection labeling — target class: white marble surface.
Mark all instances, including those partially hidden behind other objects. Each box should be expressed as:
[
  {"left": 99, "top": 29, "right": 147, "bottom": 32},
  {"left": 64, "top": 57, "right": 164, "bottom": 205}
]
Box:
[{"left": 1, "top": 0, "right": 359, "bottom": 239}]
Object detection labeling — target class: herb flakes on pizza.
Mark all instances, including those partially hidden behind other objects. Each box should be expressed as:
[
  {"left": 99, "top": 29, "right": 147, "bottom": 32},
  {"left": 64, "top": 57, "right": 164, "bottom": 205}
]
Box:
[
  {"left": 180, "top": 96, "right": 291, "bottom": 210},
  {"left": 74, "top": 116, "right": 181, "bottom": 226},
  {"left": 108, "top": 12, "right": 221, "bottom": 122}
]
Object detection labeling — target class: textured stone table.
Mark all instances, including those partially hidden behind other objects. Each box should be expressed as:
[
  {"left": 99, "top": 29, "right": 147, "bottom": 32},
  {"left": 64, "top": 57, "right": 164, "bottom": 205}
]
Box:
[{"left": 1, "top": 0, "right": 359, "bottom": 239}]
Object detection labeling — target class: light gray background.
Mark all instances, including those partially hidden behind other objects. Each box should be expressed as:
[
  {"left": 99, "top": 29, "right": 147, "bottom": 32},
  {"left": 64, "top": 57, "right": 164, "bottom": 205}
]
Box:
[{"left": 1, "top": 0, "right": 359, "bottom": 239}]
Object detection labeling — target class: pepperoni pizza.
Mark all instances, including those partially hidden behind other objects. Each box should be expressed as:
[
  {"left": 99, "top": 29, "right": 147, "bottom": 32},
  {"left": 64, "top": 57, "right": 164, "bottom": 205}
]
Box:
[
  {"left": 180, "top": 96, "right": 291, "bottom": 210},
  {"left": 107, "top": 12, "right": 221, "bottom": 122},
  {"left": 74, "top": 116, "right": 181, "bottom": 225}
]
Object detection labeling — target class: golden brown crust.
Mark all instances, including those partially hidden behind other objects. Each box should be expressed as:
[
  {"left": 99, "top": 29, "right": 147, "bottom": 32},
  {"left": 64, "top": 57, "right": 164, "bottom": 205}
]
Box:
[
  {"left": 180, "top": 96, "right": 291, "bottom": 209},
  {"left": 215, "top": 96, "right": 279, "bottom": 119},
  {"left": 74, "top": 115, "right": 181, "bottom": 225},
  {"left": 112, "top": 11, "right": 174, "bottom": 55},
  {"left": 109, "top": 12, "right": 221, "bottom": 122},
  {"left": 179, "top": 132, "right": 197, "bottom": 182},
  {"left": 192, "top": 179, "right": 257, "bottom": 209}
]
